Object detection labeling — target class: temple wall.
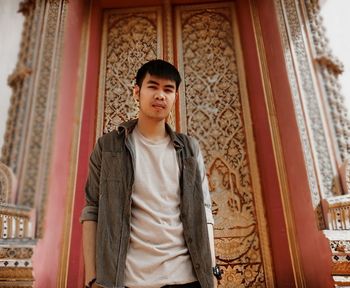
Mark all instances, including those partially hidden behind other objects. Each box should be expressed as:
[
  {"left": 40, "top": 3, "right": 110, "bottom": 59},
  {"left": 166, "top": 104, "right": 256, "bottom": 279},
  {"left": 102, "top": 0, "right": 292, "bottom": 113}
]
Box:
[
  {"left": 321, "top": 0, "right": 350, "bottom": 109},
  {"left": 0, "top": 0, "right": 23, "bottom": 150},
  {"left": 0, "top": 0, "right": 350, "bottom": 287}
]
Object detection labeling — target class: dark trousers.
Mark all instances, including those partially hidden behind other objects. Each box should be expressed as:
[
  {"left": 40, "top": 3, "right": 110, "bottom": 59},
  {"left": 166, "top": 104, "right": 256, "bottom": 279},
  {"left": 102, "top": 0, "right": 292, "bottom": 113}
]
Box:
[{"left": 162, "top": 281, "right": 201, "bottom": 288}]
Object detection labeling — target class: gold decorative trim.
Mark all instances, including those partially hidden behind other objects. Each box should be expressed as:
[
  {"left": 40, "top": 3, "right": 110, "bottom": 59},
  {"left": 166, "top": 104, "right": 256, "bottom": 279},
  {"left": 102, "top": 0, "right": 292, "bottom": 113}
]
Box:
[
  {"left": 0, "top": 267, "right": 33, "bottom": 280},
  {"left": 174, "top": 6, "right": 187, "bottom": 133},
  {"left": 249, "top": 0, "right": 305, "bottom": 286},
  {"left": 163, "top": 0, "right": 176, "bottom": 129},
  {"left": 163, "top": 0, "right": 174, "bottom": 64},
  {"left": 0, "top": 247, "right": 33, "bottom": 259}
]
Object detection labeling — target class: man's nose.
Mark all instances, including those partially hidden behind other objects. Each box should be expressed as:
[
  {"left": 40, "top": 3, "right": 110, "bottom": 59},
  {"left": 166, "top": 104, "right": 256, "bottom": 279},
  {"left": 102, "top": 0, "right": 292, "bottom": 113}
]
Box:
[{"left": 155, "top": 91, "right": 165, "bottom": 99}]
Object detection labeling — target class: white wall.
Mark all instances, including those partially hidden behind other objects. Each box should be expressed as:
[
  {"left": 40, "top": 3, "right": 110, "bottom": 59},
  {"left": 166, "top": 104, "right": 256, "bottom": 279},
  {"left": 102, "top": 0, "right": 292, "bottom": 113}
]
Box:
[
  {"left": 0, "top": 0, "right": 24, "bottom": 152},
  {"left": 321, "top": 0, "right": 350, "bottom": 111}
]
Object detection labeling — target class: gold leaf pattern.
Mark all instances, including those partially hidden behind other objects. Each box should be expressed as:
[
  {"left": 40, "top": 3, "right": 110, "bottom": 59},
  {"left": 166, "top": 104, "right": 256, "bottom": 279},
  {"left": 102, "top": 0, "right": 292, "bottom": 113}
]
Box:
[
  {"left": 179, "top": 6, "right": 265, "bottom": 286},
  {"left": 102, "top": 10, "right": 160, "bottom": 133}
]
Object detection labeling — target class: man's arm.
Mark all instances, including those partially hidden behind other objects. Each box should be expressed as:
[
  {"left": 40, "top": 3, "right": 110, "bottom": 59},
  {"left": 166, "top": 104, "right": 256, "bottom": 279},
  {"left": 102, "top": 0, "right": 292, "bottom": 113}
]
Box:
[
  {"left": 83, "top": 221, "right": 97, "bottom": 286},
  {"left": 207, "top": 223, "right": 216, "bottom": 267},
  {"left": 190, "top": 137, "right": 217, "bottom": 286},
  {"left": 80, "top": 138, "right": 102, "bottom": 286}
]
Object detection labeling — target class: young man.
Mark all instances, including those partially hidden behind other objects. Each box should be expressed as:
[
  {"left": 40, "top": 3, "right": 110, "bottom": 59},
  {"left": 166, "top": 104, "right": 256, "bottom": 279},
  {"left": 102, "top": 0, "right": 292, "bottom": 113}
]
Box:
[{"left": 80, "top": 60, "right": 220, "bottom": 288}]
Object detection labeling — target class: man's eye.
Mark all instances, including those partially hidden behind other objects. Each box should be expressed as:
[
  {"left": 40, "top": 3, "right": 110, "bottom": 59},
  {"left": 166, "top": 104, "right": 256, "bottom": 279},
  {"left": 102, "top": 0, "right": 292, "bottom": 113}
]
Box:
[{"left": 165, "top": 89, "right": 174, "bottom": 93}]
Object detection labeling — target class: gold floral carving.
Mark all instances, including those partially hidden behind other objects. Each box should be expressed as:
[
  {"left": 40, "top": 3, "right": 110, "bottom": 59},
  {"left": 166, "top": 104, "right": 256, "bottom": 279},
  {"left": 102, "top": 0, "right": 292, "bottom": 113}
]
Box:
[
  {"left": 0, "top": 267, "right": 33, "bottom": 280},
  {"left": 176, "top": 4, "right": 269, "bottom": 286},
  {"left": 0, "top": 247, "right": 33, "bottom": 259},
  {"left": 98, "top": 8, "right": 163, "bottom": 136}
]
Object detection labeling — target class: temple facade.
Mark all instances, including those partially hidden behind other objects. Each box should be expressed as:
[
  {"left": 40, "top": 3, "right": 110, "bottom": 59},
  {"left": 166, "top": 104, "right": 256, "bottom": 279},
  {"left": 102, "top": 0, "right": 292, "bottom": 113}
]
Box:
[{"left": 1, "top": 0, "right": 350, "bottom": 287}]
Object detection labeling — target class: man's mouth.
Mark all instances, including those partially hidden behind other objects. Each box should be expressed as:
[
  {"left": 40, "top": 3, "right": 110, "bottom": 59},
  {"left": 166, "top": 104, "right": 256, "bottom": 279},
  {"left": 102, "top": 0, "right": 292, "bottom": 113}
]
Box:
[{"left": 152, "top": 102, "right": 166, "bottom": 109}]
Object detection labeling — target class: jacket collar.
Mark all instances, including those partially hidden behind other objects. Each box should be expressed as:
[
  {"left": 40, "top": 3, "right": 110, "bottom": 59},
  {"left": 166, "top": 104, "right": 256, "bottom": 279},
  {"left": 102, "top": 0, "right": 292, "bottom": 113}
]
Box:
[{"left": 117, "top": 119, "right": 184, "bottom": 149}]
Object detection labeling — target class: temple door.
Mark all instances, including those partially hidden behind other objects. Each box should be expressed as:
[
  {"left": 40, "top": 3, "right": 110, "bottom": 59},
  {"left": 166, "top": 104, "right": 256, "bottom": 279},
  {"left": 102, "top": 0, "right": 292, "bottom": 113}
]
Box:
[{"left": 71, "top": 1, "right": 275, "bottom": 287}]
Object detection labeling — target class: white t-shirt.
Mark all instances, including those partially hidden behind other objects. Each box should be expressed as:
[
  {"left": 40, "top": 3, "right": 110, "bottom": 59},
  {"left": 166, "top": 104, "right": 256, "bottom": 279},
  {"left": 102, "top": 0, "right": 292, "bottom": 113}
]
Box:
[{"left": 124, "top": 126, "right": 197, "bottom": 288}]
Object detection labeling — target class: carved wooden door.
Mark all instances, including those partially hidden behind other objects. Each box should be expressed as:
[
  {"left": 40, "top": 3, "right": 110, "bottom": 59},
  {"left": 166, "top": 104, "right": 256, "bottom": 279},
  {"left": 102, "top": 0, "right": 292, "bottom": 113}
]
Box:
[{"left": 97, "top": 2, "right": 274, "bottom": 287}]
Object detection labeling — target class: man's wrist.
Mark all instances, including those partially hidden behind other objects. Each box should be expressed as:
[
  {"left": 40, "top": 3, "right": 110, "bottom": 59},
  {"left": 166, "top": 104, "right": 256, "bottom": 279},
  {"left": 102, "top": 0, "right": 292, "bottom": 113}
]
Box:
[{"left": 85, "top": 277, "right": 96, "bottom": 288}]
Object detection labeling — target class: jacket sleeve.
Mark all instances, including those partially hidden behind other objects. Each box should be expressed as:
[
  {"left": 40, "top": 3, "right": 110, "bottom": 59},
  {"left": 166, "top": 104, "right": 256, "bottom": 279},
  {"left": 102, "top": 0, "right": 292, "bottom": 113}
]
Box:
[
  {"left": 190, "top": 137, "right": 214, "bottom": 225},
  {"left": 79, "top": 138, "right": 102, "bottom": 223}
]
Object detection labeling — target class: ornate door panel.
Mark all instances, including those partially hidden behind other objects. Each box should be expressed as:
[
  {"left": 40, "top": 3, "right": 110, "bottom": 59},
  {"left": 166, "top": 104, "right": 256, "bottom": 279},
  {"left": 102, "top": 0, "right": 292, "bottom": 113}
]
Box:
[
  {"left": 97, "top": 7, "right": 164, "bottom": 135},
  {"left": 97, "top": 2, "right": 273, "bottom": 287}
]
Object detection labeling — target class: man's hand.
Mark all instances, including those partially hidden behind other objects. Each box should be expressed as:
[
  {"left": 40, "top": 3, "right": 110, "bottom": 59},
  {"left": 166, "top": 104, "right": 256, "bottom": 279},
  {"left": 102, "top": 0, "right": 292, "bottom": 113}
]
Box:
[{"left": 83, "top": 221, "right": 97, "bottom": 288}]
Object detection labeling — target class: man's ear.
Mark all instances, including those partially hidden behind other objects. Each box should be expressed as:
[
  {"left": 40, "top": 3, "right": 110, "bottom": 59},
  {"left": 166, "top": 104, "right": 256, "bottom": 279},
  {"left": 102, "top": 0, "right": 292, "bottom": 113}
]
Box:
[{"left": 133, "top": 85, "right": 140, "bottom": 101}]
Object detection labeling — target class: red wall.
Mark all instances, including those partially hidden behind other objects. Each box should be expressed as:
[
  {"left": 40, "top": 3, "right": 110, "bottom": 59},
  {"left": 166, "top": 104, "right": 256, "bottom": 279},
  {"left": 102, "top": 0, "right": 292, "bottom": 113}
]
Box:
[
  {"left": 32, "top": 0, "right": 88, "bottom": 287},
  {"left": 66, "top": 2, "right": 103, "bottom": 287},
  {"left": 239, "top": 0, "right": 333, "bottom": 286},
  {"left": 236, "top": 1, "right": 296, "bottom": 285}
]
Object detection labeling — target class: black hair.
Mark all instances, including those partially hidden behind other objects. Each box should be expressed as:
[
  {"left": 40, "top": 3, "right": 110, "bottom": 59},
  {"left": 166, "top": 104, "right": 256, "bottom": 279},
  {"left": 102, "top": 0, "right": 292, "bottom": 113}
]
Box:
[{"left": 135, "top": 59, "right": 182, "bottom": 91}]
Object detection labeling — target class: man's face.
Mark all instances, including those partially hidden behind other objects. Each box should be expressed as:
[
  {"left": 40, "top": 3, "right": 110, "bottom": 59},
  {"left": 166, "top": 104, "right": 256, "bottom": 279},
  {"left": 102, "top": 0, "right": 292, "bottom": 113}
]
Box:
[{"left": 134, "top": 73, "right": 177, "bottom": 122}]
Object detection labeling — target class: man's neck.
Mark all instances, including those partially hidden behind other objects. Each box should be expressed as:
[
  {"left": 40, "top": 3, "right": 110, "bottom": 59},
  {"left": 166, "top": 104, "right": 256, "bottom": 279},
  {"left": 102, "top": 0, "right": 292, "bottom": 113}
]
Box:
[{"left": 137, "top": 116, "right": 167, "bottom": 141}]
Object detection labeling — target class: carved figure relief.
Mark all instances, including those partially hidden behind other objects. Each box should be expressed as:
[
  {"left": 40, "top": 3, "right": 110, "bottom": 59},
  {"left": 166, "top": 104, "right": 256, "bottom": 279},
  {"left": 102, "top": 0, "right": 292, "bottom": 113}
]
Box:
[{"left": 176, "top": 4, "right": 271, "bottom": 287}]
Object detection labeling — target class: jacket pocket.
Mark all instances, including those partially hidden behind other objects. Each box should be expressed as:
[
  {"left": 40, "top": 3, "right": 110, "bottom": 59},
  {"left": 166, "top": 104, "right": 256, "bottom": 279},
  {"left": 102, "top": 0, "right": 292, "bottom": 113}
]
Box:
[{"left": 101, "top": 151, "right": 122, "bottom": 181}]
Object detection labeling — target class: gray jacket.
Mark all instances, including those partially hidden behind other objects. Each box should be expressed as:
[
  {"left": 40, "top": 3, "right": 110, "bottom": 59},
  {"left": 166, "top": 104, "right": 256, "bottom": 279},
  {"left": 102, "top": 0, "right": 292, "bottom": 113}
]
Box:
[{"left": 80, "top": 119, "right": 214, "bottom": 288}]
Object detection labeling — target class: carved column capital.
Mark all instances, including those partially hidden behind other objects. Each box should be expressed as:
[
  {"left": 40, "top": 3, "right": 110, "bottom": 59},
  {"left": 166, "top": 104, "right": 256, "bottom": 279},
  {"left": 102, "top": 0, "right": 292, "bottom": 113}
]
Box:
[
  {"left": 7, "top": 65, "right": 32, "bottom": 88},
  {"left": 315, "top": 54, "right": 344, "bottom": 76},
  {"left": 18, "top": 0, "right": 35, "bottom": 16}
]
